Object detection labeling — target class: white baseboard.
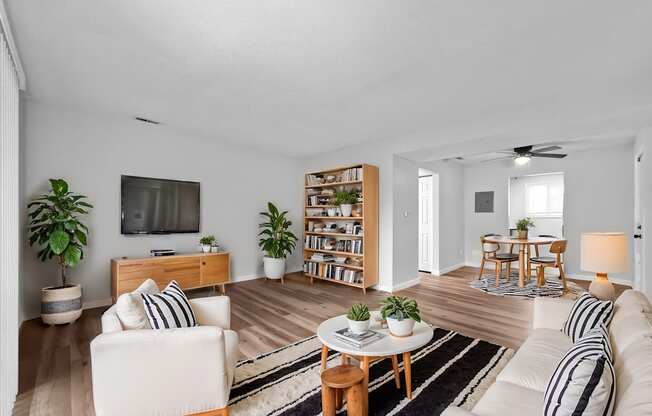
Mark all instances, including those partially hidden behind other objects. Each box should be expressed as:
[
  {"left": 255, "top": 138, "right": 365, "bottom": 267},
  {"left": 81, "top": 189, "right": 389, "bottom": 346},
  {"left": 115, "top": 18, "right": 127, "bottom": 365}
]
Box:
[
  {"left": 232, "top": 268, "right": 303, "bottom": 283},
  {"left": 82, "top": 298, "right": 113, "bottom": 310},
  {"left": 434, "top": 262, "right": 466, "bottom": 276}
]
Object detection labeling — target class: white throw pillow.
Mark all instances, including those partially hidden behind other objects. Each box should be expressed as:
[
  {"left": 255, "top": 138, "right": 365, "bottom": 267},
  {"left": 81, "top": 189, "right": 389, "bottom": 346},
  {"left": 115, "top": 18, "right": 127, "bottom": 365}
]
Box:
[
  {"left": 563, "top": 293, "right": 614, "bottom": 342},
  {"left": 115, "top": 279, "right": 160, "bottom": 330},
  {"left": 141, "top": 280, "right": 197, "bottom": 329}
]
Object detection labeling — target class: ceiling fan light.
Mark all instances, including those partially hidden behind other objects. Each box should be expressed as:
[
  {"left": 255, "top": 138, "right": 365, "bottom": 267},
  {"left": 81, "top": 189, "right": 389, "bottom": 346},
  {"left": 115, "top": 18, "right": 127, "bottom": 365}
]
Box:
[{"left": 514, "top": 155, "right": 531, "bottom": 166}]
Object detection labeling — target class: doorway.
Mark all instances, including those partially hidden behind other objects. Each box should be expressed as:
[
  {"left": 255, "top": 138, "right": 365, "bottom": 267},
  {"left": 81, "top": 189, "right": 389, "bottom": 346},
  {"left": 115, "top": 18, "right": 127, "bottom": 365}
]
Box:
[{"left": 418, "top": 170, "right": 439, "bottom": 273}]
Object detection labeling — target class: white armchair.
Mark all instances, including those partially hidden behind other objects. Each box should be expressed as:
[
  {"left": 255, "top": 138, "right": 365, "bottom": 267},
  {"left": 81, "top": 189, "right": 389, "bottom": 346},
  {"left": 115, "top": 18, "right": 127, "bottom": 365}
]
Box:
[{"left": 91, "top": 296, "right": 239, "bottom": 416}]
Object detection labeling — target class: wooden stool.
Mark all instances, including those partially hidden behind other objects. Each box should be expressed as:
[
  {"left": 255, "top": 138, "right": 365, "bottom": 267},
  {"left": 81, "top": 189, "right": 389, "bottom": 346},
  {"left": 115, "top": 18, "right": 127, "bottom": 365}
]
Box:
[{"left": 321, "top": 364, "right": 367, "bottom": 416}]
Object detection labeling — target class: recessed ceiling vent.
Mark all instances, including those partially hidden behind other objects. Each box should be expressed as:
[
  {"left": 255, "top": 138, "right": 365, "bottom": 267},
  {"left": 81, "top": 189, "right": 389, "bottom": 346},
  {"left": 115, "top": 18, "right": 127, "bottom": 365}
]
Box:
[{"left": 134, "top": 116, "right": 161, "bottom": 125}]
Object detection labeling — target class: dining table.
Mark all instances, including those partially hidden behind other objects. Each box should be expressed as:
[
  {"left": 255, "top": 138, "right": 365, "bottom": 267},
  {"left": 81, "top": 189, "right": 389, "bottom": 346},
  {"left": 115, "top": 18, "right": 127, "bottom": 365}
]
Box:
[{"left": 482, "top": 235, "right": 556, "bottom": 287}]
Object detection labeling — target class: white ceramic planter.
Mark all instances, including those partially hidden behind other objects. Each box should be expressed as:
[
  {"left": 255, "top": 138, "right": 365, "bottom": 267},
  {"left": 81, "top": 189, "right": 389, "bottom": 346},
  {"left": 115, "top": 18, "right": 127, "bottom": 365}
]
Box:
[
  {"left": 263, "top": 257, "right": 286, "bottom": 280},
  {"left": 347, "top": 318, "right": 370, "bottom": 334},
  {"left": 210, "top": 245, "right": 220, "bottom": 253},
  {"left": 327, "top": 207, "right": 338, "bottom": 217},
  {"left": 41, "top": 284, "right": 82, "bottom": 325},
  {"left": 340, "top": 204, "right": 353, "bottom": 217},
  {"left": 201, "top": 245, "right": 211, "bottom": 253},
  {"left": 387, "top": 317, "right": 415, "bottom": 337}
]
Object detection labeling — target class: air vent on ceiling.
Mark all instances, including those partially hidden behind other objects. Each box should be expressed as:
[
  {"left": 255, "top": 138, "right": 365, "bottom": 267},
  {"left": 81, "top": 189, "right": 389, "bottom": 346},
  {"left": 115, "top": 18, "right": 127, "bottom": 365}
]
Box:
[{"left": 134, "top": 116, "right": 161, "bottom": 125}]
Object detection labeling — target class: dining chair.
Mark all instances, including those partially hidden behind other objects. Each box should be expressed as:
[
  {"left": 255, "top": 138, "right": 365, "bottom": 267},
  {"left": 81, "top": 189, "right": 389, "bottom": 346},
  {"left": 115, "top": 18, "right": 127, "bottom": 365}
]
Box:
[
  {"left": 479, "top": 234, "right": 519, "bottom": 287},
  {"left": 527, "top": 234, "right": 558, "bottom": 279},
  {"left": 530, "top": 239, "right": 567, "bottom": 290}
]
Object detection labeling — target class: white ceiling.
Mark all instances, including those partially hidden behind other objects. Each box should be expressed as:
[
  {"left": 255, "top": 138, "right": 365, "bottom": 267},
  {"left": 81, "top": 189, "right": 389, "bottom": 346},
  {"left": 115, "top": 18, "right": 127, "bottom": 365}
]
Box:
[{"left": 6, "top": 1, "right": 652, "bottom": 157}]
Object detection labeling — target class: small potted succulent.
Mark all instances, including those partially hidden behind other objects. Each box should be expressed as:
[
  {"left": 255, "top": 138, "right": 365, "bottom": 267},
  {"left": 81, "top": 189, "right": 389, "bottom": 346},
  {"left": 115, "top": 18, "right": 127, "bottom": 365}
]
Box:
[
  {"left": 333, "top": 189, "right": 358, "bottom": 217},
  {"left": 199, "top": 235, "right": 216, "bottom": 253},
  {"left": 380, "top": 296, "right": 421, "bottom": 337},
  {"left": 515, "top": 217, "right": 535, "bottom": 239},
  {"left": 210, "top": 240, "right": 221, "bottom": 253},
  {"left": 347, "top": 303, "right": 371, "bottom": 334}
]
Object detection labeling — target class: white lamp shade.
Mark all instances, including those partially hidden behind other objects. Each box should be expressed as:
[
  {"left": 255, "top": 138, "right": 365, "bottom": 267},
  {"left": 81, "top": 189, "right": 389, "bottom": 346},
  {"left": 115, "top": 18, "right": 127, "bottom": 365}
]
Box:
[{"left": 581, "top": 232, "right": 629, "bottom": 273}]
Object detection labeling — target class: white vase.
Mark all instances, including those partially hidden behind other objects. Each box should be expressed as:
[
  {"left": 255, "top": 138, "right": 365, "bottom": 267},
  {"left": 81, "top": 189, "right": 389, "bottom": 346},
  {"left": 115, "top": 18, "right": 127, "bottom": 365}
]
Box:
[
  {"left": 263, "top": 257, "right": 286, "bottom": 279},
  {"left": 386, "top": 317, "right": 415, "bottom": 337},
  {"left": 201, "top": 245, "right": 211, "bottom": 253},
  {"left": 327, "top": 207, "right": 338, "bottom": 217},
  {"left": 348, "top": 318, "right": 370, "bottom": 334},
  {"left": 340, "top": 204, "right": 353, "bottom": 217},
  {"left": 41, "top": 284, "right": 82, "bottom": 325}
]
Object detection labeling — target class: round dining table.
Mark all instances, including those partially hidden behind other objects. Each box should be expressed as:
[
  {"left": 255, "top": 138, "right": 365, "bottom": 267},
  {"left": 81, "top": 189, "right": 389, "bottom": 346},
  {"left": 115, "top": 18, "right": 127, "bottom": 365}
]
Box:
[{"left": 483, "top": 235, "right": 556, "bottom": 287}]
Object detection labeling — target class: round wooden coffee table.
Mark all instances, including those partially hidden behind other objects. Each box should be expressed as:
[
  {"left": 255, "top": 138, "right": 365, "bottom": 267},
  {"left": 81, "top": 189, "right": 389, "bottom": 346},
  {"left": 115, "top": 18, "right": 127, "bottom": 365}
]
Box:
[{"left": 317, "top": 312, "right": 433, "bottom": 400}]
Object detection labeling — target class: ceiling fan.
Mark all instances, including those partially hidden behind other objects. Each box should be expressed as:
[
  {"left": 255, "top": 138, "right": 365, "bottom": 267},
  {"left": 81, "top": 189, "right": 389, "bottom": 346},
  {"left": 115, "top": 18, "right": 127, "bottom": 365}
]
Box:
[{"left": 489, "top": 145, "right": 567, "bottom": 165}]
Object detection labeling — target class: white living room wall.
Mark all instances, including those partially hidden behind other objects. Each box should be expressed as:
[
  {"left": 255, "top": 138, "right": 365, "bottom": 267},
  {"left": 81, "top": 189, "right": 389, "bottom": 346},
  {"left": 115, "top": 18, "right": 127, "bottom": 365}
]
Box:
[
  {"left": 20, "top": 100, "right": 304, "bottom": 320},
  {"left": 463, "top": 141, "right": 635, "bottom": 283}
]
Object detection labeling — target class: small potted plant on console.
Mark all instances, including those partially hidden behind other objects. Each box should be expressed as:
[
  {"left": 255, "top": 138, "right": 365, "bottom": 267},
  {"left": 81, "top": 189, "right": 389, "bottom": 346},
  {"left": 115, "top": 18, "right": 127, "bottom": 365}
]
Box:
[
  {"left": 347, "top": 303, "right": 371, "bottom": 334},
  {"left": 380, "top": 296, "right": 421, "bottom": 337},
  {"left": 27, "top": 179, "right": 93, "bottom": 325},
  {"left": 199, "top": 235, "right": 216, "bottom": 253}
]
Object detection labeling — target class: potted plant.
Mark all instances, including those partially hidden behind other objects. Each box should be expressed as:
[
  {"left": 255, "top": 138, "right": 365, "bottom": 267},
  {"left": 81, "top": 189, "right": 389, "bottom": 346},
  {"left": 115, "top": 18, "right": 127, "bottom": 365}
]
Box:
[
  {"left": 380, "top": 296, "right": 421, "bottom": 337},
  {"left": 258, "top": 202, "right": 298, "bottom": 282},
  {"left": 210, "top": 240, "right": 221, "bottom": 253},
  {"left": 27, "top": 179, "right": 92, "bottom": 325},
  {"left": 199, "top": 235, "right": 216, "bottom": 253},
  {"left": 515, "top": 217, "right": 535, "bottom": 239},
  {"left": 347, "top": 303, "right": 371, "bottom": 334},
  {"left": 333, "top": 189, "right": 358, "bottom": 217}
]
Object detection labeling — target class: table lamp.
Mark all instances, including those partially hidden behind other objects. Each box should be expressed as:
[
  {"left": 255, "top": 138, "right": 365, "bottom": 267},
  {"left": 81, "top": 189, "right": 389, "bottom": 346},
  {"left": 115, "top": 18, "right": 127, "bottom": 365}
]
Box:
[{"left": 581, "top": 232, "right": 628, "bottom": 301}]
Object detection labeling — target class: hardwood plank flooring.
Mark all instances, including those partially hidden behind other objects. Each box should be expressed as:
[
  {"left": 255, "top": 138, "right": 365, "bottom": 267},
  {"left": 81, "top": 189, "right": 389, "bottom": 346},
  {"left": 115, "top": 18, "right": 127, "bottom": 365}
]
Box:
[{"left": 13, "top": 266, "right": 628, "bottom": 415}]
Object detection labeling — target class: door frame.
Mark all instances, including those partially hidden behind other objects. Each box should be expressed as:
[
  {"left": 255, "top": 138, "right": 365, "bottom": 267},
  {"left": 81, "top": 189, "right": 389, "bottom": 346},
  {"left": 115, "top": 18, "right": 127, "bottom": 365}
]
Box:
[{"left": 634, "top": 149, "right": 645, "bottom": 293}]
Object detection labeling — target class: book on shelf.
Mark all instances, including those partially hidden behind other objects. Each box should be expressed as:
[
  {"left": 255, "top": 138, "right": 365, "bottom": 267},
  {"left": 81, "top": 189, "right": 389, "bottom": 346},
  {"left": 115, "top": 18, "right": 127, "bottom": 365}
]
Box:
[
  {"left": 340, "top": 167, "right": 363, "bottom": 182},
  {"left": 333, "top": 328, "right": 383, "bottom": 348},
  {"left": 303, "top": 261, "right": 362, "bottom": 283}
]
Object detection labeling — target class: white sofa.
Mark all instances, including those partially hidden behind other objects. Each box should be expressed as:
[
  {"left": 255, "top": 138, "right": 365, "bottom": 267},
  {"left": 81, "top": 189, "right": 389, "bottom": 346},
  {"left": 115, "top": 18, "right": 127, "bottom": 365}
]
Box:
[
  {"left": 91, "top": 296, "right": 239, "bottom": 416},
  {"left": 443, "top": 289, "right": 652, "bottom": 416}
]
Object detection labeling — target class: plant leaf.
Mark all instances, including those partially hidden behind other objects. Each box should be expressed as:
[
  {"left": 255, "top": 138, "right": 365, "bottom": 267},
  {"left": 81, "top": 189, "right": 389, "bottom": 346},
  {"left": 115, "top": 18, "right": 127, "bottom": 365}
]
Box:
[
  {"left": 63, "top": 244, "right": 82, "bottom": 267},
  {"left": 49, "top": 230, "right": 70, "bottom": 255}
]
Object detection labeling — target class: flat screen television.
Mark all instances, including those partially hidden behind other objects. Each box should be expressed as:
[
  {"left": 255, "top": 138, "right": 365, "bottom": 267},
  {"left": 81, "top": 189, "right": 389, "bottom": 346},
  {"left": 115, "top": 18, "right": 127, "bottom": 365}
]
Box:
[{"left": 121, "top": 175, "right": 200, "bottom": 234}]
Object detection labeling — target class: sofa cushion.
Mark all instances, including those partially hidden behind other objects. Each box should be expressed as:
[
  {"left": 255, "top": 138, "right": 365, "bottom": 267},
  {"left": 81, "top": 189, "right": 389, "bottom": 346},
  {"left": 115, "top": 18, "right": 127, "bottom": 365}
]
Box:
[
  {"left": 614, "top": 336, "right": 652, "bottom": 416},
  {"left": 496, "top": 328, "right": 572, "bottom": 392},
  {"left": 563, "top": 293, "right": 614, "bottom": 342},
  {"left": 115, "top": 278, "right": 160, "bottom": 330},
  {"left": 471, "top": 381, "right": 543, "bottom": 416},
  {"left": 609, "top": 309, "right": 652, "bottom": 361},
  {"left": 615, "top": 289, "right": 651, "bottom": 314},
  {"left": 543, "top": 327, "right": 615, "bottom": 416}
]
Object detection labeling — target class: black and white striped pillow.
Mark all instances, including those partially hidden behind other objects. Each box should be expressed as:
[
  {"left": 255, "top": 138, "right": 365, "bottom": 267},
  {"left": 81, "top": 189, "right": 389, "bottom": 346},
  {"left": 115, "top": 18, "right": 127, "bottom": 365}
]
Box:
[
  {"left": 563, "top": 293, "right": 614, "bottom": 342},
  {"left": 544, "top": 326, "right": 615, "bottom": 416},
  {"left": 141, "top": 280, "right": 197, "bottom": 329}
]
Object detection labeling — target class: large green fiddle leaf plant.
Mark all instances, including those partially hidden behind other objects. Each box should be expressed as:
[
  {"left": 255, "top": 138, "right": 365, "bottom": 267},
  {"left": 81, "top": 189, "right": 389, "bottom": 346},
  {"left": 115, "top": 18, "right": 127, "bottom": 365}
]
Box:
[
  {"left": 258, "top": 202, "right": 298, "bottom": 259},
  {"left": 27, "top": 179, "right": 93, "bottom": 287}
]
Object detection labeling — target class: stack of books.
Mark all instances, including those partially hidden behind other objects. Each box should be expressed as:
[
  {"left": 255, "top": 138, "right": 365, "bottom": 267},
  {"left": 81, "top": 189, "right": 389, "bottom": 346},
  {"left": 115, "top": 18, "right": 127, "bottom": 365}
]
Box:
[
  {"left": 340, "top": 168, "right": 364, "bottom": 182},
  {"left": 333, "top": 328, "right": 383, "bottom": 348}
]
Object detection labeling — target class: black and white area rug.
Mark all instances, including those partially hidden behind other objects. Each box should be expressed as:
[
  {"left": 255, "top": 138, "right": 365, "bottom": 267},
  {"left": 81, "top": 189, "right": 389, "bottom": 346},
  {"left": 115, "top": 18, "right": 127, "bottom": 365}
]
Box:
[
  {"left": 471, "top": 271, "right": 584, "bottom": 298},
  {"left": 229, "top": 328, "right": 513, "bottom": 415}
]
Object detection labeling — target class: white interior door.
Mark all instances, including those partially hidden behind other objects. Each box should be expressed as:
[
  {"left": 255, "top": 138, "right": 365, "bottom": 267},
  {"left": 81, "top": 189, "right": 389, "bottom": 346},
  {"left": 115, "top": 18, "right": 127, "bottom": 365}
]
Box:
[
  {"left": 634, "top": 151, "right": 645, "bottom": 292},
  {"left": 418, "top": 176, "right": 433, "bottom": 272}
]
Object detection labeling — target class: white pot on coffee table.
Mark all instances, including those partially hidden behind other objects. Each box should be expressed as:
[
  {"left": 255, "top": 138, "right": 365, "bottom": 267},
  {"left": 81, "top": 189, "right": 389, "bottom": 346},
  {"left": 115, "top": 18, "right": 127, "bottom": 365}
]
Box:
[{"left": 317, "top": 312, "right": 433, "bottom": 400}]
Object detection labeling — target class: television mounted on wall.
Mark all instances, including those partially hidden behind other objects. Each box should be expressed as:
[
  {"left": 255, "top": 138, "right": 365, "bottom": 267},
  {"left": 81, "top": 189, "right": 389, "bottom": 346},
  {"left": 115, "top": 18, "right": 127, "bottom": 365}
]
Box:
[{"left": 121, "top": 175, "right": 200, "bottom": 234}]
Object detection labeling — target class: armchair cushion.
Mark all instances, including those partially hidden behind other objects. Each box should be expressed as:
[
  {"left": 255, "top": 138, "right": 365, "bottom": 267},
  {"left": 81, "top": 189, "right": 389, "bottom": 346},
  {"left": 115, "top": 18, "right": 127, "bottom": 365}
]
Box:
[
  {"left": 115, "top": 278, "right": 159, "bottom": 330},
  {"left": 141, "top": 280, "right": 197, "bottom": 329}
]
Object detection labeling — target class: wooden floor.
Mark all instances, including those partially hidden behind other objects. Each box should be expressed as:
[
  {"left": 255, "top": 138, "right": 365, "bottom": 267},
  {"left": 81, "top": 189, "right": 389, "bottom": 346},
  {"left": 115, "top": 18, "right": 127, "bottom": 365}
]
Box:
[{"left": 13, "top": 266, "right": 628, "bottom": 415}]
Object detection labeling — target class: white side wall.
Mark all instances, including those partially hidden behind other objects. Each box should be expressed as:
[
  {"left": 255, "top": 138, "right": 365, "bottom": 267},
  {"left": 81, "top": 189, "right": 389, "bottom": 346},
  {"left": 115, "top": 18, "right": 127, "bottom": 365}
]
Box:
[
  {"left": 392, "top": 155, "right": 419, "bottom": 288},
  {"left": 634, "top": 129, "right": 651, "bottom": 298},
  {"left": 20, "top": 101, "right": 303, "bottom": 320},
  {"left": 464, "top": 142, "right": 635, "bottom": 283}
]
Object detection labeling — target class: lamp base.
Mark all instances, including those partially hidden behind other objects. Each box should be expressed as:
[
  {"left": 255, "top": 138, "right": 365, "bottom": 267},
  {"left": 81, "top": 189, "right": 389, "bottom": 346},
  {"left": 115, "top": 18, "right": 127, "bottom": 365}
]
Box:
[{"left": 588, "top": 273, "right": 615, "bottom": 301}]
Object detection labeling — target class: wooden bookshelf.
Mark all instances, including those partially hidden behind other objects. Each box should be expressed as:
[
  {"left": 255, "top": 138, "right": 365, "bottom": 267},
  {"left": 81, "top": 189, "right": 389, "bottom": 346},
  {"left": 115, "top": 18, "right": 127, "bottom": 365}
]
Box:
[{"left": 303, "top": 163, "right": 379, "bottom": 293}]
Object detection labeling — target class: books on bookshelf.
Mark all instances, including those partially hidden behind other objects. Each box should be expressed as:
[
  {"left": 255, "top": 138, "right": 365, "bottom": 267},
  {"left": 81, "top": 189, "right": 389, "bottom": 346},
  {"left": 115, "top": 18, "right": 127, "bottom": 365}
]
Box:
[
  {"left": 340, "top": 167, "right": 363, "bottom": 182},
  {"left": 333, "top": 328, "right": 383, "bottom": 348},
  {"left": 303, "top": 261, "right": 362, "bottom": 283},
  {"left": 305, "top": 167, "right": 363, "bottom": 186},
  {"left": 304, "top": 236, "right": 363, "bottom": 254}
]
